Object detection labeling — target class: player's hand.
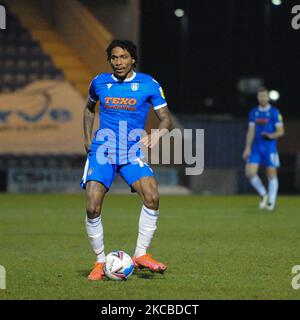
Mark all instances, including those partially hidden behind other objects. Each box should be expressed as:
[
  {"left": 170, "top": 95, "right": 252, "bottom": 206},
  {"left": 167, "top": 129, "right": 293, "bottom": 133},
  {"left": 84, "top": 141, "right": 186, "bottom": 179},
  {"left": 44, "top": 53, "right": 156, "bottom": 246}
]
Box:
[
  {"left": 261, "top": 132, "right": 273, "bottom": 140},
  {"left": 140, "top": 130, "right": 161, "bottom": 148},
  {"left": 242, "top": 147, "right": 251, "bottom": 160}
]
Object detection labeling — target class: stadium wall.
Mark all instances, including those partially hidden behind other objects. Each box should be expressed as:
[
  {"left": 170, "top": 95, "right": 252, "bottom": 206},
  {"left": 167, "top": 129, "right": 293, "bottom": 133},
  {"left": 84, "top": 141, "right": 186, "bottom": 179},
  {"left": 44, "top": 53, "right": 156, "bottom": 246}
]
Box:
[
  {"left": 177, "top": 115, "right": 300, "bottom": 195},
  {"left": 1, "top": 117, "right": 299, "bottom": 194}
]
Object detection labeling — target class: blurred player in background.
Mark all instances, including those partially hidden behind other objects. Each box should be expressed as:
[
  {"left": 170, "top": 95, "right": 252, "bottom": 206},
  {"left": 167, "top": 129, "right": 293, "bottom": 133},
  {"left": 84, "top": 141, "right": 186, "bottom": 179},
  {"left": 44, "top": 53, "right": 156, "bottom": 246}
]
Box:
[
  {"left": 243, "top": 87, "right": 284, "bottom": 211},
  {"left": 81, "top": 40, "right": 172, "bottom": 280}
]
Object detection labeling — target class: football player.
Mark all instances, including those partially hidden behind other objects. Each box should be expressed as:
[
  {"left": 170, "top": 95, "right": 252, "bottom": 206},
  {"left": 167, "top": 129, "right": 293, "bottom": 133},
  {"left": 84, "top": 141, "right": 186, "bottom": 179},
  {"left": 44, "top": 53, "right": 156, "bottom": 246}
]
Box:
[
  {"left": 243, "top": 87, "right": 284, "bottom": 211},
  {"left": 81, "top": 40, "right": 172, "bottom": 280}
]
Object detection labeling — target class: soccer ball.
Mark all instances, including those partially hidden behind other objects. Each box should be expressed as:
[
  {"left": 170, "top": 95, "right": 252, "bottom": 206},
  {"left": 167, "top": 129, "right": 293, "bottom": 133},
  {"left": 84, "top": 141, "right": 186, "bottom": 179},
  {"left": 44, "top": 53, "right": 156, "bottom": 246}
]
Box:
[{"left": 104, "top": 250, "right": 134, "bottom": 281}]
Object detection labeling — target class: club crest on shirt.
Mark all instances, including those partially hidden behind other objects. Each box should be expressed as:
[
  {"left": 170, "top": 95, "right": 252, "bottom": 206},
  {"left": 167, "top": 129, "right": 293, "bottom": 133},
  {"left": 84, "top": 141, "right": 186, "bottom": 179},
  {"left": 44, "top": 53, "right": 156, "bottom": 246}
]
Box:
[{"left": 131, "top": 83, "right": 139, "bottom": 91}]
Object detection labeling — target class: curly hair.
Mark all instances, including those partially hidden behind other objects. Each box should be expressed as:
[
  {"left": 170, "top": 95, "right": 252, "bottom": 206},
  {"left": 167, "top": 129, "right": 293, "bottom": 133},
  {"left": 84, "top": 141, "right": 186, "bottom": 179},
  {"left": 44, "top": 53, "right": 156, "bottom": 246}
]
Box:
[{"left": 106, "top": 40, "right": 138, "bottom": 67}]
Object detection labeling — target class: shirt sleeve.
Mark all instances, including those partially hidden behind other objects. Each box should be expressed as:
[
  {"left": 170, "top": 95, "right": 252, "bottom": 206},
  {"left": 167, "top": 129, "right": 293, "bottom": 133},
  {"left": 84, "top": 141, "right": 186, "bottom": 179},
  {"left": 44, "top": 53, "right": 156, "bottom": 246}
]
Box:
[
  {"left": 273, "top": 109, "right": 283, "bottom": 127},
  {"left": 248, "top": 109, "right": 255, "bottom": 126},
  {"left": 148, "top": 78, "right": 168, "bottom": 110},
  {"left": 88, "top": 77, "right": 99, "bottom": 103}
]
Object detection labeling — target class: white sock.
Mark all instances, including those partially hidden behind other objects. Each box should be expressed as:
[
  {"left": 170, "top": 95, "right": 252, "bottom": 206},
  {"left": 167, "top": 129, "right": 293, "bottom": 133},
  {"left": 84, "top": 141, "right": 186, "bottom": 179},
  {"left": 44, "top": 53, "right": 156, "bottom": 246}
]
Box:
[
  {"left": 250, "top": 175, "right": 267, "bottom": 197},
  {"left": 268, "top": 177, "right": 278, "bottom": 205},
  {"left": 134, "top": 205, "right": 159, "bottom": 258},
  {"left": 86, "top": 215, "right": 105, "bottom": 263}
]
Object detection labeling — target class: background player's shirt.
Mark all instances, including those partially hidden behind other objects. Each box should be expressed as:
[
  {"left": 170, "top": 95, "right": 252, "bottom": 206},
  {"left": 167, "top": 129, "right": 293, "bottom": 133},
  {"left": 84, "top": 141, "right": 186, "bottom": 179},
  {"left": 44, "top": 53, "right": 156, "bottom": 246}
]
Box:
[
  {"left": 248, "top": 104, "right": 283, "bottom": 149},
  {"left": 88, "top": 72, "right": 167, "bottom": 164}
]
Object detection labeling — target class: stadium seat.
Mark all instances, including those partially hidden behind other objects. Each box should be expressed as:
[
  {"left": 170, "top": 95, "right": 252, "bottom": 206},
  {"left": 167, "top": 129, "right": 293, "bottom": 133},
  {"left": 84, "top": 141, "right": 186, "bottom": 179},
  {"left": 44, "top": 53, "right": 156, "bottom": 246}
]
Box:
[
  {"left": 28, "top": 72, "right": 40, "bottom": 82},
  {"left": 3, "top": 72, "right": 14, "bottom": 84},
  {"left": 15, "top": 73, "right": 28, "bottom": 86},
  {"left": 0, "top": 11, "right": 64, "bottom": 92},
  {"left": 15, "top": 59, "right": 29, "bottom": 71}
]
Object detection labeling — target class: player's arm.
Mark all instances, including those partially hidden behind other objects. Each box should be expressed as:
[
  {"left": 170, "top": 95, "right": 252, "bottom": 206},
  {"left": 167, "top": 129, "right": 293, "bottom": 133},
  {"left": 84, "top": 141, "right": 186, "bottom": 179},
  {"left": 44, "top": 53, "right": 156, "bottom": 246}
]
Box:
[
  {"left": 261, "top": 111, "right": 285, "bottom": 140},
  {"left": 156, "top": 106, "right": 172, "bottom": 129},
  {"left": 272, "top": 124, "right": 284, "bottom": 138},
  {"left": 83, "top": 98, "right": 97, "bottom": 153},
  {"left": 141, "top": 106, "right": 173, "bottom": 148},
  {"left": 243, "top": 124, "right": 255, "bottom": 160},
  {"left": 262, "top": 124, "right": 284, "bottom": 140}
]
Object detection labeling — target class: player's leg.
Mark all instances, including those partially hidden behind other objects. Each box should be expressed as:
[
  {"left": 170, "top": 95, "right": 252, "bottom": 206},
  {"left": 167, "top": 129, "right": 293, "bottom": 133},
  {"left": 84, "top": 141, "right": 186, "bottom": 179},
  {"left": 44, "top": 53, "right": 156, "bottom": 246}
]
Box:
[
  {"left": 80, "top": 152, "right": 116, "bottom": 280},
  {"left": 245, "top": 163, "right": 268, "bottom": 208},
  {"left": 85, "top": 181, "right": 107, "bottom": 280},
  {"left": 264, "top": 149, "right": 280, "bottom": 211},
  {"left": 86, "top": 181, "right": 107, "bottom": 260},
  {"left": 132, "top": 176, "right": 159, "bottom": 256},
  {"left": 118, "top": 161, "right": 167, "bottom": 273},
  {"left": 266, "top": 167, "right": 279, "bottom": 211},
  {"left": 131, "top": 176, "right": 167, "bottom": 273}
]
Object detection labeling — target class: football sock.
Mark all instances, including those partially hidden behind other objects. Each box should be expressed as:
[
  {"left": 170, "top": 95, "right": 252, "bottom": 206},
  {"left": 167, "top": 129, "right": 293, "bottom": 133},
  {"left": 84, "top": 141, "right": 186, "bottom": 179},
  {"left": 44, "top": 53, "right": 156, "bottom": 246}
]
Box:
[
  {"left": 250, "top": 175, "right": 267, "bottom": 197},
  {"left": 86, "top": 215, "right": 106, "bottom": 263},
  {"left": 134, "top": 205, "right": 159, "bottom": 258},
  {"left": 268, "top": 177, "right": 278, "bottom": 205}
]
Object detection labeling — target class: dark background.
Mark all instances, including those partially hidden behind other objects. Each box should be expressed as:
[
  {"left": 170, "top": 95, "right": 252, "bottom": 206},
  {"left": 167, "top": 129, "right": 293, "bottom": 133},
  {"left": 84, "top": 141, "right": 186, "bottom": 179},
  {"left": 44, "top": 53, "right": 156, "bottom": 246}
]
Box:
[{"left": 140, "top": 0, "right": 300, "bottom": 117}]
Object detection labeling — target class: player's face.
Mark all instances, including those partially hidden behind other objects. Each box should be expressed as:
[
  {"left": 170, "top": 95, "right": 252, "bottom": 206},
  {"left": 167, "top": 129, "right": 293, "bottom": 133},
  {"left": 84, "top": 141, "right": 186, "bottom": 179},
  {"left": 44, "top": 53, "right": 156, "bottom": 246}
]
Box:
[
  {"left": 257, "top": 91, "right": 269, "bottom": 107},
  {"left": 109, "top": 47, "right": 135, "bottom": 80}
]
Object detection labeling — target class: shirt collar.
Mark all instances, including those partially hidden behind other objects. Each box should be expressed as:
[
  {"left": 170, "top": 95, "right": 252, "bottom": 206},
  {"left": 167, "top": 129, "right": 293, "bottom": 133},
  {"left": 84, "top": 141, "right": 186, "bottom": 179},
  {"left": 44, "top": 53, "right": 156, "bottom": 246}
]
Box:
[
  {"left": 258, "top": 104, "right": 271, "bottom": 112},
  {"left": 111, "top": 71, "right": 136, "bottom": 82}
]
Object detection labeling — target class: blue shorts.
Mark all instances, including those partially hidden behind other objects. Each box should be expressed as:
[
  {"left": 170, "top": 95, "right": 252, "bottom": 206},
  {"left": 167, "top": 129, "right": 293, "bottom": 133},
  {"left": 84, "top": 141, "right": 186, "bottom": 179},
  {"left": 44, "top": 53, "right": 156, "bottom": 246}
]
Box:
[
  {"left": 80, "top": 151, "right": 154, "bottom": 191},
  {"left": 248, "top": 146, "right": 280, "bottom": 168}
]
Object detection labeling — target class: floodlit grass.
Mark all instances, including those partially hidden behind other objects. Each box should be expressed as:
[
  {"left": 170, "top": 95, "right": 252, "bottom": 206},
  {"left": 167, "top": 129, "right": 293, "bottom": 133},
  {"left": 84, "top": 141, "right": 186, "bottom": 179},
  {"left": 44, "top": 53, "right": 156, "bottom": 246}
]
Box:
[{"left": 0, "top": 194, "right": 299, "bottom": 300}]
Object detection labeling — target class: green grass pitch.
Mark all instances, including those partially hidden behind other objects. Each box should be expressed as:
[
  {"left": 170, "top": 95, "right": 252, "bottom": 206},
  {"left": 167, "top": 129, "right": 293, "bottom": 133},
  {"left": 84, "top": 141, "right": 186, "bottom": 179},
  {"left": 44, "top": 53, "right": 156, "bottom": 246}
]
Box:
[{"left": 0, "top": 194, "right": 299, "bottom": 300}]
